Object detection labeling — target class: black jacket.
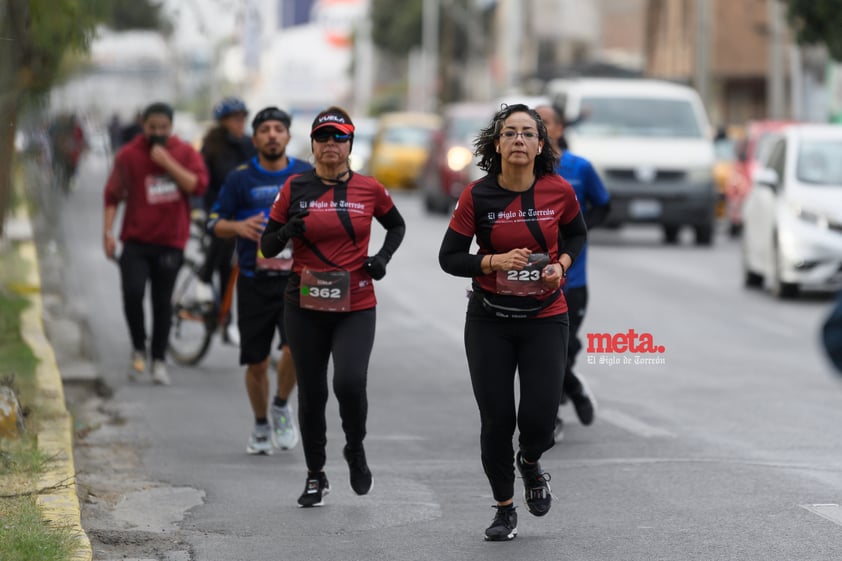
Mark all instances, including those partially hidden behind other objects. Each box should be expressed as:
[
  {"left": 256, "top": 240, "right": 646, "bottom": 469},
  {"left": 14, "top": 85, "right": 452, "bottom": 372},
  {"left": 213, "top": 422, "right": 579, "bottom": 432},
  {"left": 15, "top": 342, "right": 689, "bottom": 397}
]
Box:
[{"left": 200, "top": 127, "right": 256, "bottom": 211}]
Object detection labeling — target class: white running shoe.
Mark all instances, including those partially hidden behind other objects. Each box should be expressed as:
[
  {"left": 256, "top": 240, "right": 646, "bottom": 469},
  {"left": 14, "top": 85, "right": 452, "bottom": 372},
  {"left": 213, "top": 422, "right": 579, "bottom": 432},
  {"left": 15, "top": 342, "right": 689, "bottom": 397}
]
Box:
[
  {"left": 151, "top": 360, "right": 171, "bottom": 386},
  {"left": 247, "top": 423, "right": 274, "bottom": 455},
  {"left": 271, "top": 403, "right": 299, "bottom": 450}
]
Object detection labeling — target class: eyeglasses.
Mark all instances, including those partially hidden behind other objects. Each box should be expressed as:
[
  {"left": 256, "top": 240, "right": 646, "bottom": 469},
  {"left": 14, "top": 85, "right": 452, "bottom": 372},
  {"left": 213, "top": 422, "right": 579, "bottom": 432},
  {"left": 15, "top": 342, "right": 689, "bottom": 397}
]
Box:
[
  {"left": 312, "top": 132, "right": 352, "bottom": 143},
  {"left": 498, "top": 131, "right": 539, "bottom": 140}
]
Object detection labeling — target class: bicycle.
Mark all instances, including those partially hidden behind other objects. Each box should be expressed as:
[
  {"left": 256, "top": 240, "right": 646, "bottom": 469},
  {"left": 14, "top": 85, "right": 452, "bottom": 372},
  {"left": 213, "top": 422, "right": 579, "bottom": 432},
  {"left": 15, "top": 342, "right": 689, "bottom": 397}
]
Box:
[
  {"left": 168, "top": 255, "right": 239, "bottom": 366},
  {"left": 168, "top": 209, "right": 238, "bottom": 365}
]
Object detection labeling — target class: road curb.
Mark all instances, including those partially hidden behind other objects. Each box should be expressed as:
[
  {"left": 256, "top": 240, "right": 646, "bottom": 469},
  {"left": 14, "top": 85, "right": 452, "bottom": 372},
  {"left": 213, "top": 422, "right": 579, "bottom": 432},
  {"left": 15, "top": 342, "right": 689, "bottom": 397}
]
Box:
[{"left": 17, "top": 239, "right": 93, "bottom": 561}]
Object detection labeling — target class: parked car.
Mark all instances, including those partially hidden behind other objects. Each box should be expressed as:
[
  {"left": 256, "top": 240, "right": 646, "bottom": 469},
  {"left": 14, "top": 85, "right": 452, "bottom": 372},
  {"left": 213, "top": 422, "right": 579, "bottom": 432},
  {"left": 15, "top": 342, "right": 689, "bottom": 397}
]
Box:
[
  {"left": 419, "top": 101, "right": 495, "bottom": 214},
  {"left": 546, "top": 78, "right": 717, "bottom": 245},
  {"left": 369, "top": 112, "right": 442, "bottom": 189},
  {"left": 725, "top": 120, "right": 795, "bottom": 237},
  {"left": 741, "top": 124, "right": 842, "bottom": 298}
]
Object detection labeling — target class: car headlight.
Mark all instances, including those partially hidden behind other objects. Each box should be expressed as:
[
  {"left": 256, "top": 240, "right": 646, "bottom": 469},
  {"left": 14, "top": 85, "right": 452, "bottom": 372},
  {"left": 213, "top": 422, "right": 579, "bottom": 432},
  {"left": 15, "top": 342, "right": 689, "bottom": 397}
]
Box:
[
  {"left": 447, "top": 146, "right": 474, "bottom": 172},
  {"left": 791, "top": 202, "right": 829, "bottom": 228}
]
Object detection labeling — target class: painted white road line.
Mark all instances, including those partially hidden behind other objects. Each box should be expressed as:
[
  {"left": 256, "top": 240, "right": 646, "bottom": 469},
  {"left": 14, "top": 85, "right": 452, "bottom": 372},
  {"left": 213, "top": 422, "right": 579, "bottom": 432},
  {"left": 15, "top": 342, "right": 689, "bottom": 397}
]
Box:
[
  {"left": 801, "top": 504, "right": 842, "bottom": 527},
  {"left": 598, "top": 408, "right": 677, "bottom": 438}
]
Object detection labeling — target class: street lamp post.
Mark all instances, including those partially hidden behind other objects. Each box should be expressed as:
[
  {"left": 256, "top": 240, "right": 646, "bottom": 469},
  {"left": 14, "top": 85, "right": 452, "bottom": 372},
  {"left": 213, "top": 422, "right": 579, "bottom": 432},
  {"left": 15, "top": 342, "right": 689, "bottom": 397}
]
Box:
[{"left": 422, "top": 0, "right": 440, "bottom": 112}]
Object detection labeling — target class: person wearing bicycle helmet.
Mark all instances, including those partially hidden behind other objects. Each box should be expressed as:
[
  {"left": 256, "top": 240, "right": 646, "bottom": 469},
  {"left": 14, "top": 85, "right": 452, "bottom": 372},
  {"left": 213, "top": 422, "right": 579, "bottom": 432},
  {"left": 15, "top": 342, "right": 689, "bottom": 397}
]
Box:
[
  {"left": 207, "top": 106, "right": 312, "bottom": 455},
  {"left": 197, "top": 97, "right": 257, "bottom": 342}
]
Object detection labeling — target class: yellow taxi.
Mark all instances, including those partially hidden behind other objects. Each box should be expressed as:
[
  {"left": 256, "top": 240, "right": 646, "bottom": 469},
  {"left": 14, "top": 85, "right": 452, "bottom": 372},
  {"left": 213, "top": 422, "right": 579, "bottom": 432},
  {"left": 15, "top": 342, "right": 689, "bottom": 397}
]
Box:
[{"left": 369, "top": 112, "right": 442, "bottom": 189}]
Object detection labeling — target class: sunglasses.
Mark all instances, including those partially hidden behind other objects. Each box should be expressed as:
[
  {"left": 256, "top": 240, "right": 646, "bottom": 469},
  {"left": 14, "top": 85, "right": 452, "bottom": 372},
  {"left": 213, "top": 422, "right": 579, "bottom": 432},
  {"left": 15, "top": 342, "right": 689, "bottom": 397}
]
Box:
[{"left": 312, "top": 132, "right": 352, "bottom": 143}]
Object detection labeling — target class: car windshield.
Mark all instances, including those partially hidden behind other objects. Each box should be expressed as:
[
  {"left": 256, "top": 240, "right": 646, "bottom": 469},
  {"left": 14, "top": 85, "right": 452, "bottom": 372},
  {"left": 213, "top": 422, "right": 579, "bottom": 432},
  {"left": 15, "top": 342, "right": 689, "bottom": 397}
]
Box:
[
  {"left": 382, "top": 126, "right": 434, "bottom": 148},
  {"left": 573, "top": 96, "right": 703, "bottom": 138},
  {"left": 796, "top": 140, "right": 842, "bottom": 185}
]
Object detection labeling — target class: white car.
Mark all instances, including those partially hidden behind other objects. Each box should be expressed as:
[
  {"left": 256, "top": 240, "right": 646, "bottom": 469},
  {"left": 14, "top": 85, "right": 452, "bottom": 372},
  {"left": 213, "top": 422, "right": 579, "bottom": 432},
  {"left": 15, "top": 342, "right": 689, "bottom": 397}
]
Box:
[
  {"left": 545, "top": 78, "right": 717, "bottom": 245},
  {"left": 741, "top": 124, "right": 842, "bottom": 298}
]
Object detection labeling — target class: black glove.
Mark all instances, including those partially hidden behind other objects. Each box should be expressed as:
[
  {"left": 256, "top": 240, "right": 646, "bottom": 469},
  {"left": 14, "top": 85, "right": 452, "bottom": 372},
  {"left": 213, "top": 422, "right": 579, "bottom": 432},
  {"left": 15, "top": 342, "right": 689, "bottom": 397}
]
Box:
[
  {"left": 364, "top": 254, "right": 388, "bottom": 280},
  {"left": 279, "top": 209, "right": 309, "bottom": 240}
]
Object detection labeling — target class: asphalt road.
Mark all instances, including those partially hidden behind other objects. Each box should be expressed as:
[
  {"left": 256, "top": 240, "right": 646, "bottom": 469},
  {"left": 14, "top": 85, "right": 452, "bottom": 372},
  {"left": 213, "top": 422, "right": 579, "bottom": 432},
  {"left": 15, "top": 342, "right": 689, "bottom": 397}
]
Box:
[{"left": 46, "top": 150, "right": 842, "bottom": 561}]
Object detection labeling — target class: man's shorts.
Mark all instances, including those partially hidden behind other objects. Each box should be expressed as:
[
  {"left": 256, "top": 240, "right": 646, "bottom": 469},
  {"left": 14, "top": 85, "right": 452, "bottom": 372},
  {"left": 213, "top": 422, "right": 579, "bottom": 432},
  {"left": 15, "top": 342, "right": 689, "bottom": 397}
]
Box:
[{"left": 237, "top": 272, "right": 289, "bottom": 365}]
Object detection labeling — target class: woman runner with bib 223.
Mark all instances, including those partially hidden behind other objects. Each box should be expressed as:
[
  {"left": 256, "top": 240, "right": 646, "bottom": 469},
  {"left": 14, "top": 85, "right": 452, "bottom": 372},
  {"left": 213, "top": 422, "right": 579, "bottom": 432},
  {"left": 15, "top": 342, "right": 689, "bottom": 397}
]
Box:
[
  {"left": 260, "top": 106, "right": 406, "bottom": 508},
  {"left": 439, "top": 103, "right": 586, "bottom": 541}
]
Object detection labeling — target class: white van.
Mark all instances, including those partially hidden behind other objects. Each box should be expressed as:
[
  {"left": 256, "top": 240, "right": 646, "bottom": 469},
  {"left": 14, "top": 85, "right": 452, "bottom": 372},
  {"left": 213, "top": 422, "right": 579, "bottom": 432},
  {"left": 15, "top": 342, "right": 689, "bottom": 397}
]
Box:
[{"left": 545, "top": 78, "right": 717, "bottom": 245}]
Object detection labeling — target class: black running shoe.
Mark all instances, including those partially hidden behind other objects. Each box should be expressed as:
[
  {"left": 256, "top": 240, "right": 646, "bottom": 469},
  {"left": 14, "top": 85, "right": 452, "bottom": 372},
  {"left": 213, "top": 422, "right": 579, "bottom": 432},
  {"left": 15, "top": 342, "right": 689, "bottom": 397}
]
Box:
[
  {"left": 516, "top": 451, "right": 552, "bottom": 517},
  {"left": 343, "top": 444, "right": 372, "bottom": 495},
  {"left": 297, "top": 472, "right": 330, "bottom": 507},
  {"left": 484, "top": 505, "right": 518, "bottom": 541}
]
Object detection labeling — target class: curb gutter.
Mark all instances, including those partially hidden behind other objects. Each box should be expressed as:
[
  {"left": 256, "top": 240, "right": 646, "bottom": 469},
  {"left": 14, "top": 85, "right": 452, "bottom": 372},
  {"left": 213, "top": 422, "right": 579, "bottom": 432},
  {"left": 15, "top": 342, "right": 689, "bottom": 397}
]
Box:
[{"left": 17, "top": 238, "right": 92, "bottom": 561}]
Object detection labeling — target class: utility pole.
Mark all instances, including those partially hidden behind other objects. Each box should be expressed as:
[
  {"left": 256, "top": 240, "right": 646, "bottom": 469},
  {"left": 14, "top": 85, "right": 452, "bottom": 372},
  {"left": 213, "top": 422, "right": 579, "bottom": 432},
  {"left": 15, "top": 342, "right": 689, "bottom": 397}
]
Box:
[
  {"left": 694, "top": 0, "right": 711, "bottom": 118},
  {"left": 497, "top": 0, "right": 523, "bottom": 95},
  {"left": 352, "top": 17, "right": 373, "bottom": 116},
  {"left": 767, "top": 0, "right": 786, "bottom": 119},
  {"left": 422, "top": 0, "right": 439, "bottom": 112}
]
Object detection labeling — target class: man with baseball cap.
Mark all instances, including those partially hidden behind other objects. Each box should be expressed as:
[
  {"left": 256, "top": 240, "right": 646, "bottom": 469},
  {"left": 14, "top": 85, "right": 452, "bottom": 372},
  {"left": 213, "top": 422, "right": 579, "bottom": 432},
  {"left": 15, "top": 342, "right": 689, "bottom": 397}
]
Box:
[{"left": 207, "top": 106, "right": 312, "bottom": 455}]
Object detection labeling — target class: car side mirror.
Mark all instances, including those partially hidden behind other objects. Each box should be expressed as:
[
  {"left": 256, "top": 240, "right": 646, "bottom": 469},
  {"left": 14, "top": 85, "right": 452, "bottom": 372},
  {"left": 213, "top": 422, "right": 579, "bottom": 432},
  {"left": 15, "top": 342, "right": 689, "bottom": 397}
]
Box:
[{"left": 755, "top": 167, "right": 779, "bottom": 190}]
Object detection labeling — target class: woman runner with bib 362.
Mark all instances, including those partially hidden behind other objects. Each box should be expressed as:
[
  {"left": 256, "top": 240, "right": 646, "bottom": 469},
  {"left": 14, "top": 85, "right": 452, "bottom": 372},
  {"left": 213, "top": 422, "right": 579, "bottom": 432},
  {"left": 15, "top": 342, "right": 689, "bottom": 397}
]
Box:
[
  {"left": 439, "top": 103, "right": 586, "bottom": 541},
  {"left": 260, "top": 106, "right": 406, "bottom": 508}
]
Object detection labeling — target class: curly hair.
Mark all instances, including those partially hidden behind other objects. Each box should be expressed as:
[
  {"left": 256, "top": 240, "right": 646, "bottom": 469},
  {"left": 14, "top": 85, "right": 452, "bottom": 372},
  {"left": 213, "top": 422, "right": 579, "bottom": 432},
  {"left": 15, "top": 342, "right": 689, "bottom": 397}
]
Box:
[{"left": 474, "top": 103, "right": 558, "bottom": 178}]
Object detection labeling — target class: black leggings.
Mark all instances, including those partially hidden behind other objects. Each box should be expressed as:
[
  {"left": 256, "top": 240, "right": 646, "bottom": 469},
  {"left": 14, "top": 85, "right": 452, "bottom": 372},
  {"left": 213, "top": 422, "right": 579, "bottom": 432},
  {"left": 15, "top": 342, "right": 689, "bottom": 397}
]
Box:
[
  {"left": 284, "top": 302, "right": 376, "bottom": 473},
  {"left": 119, "top": 242, "right": 183, "bottom": 361},
  {"left": 464, "top": 305, "right": 568, "bottom": 502}
]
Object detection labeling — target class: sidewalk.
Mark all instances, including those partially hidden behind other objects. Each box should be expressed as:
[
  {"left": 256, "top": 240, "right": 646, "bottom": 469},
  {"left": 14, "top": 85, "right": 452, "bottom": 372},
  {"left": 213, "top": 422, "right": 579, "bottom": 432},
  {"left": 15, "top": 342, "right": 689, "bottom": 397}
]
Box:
[{"left": 5, "top": 209, "right": 93, "bottom": 561}]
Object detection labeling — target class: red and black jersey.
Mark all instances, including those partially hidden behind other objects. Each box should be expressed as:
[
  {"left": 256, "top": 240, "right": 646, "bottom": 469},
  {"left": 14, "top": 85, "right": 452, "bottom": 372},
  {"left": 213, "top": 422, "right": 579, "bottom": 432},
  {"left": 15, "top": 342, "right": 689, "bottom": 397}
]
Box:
[
  {"left": 449, "top": 173, "right": 581, "bottom": 317},
  {"left": 269, "top": 170, "right": 396, "bottom": 310}
]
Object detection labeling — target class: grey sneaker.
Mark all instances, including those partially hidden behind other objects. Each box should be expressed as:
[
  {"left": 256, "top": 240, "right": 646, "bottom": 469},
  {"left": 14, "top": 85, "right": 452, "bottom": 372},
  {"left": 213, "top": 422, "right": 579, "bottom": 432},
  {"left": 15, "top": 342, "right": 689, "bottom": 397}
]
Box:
[
  {"left": 270, "top": 403, "right": 299, "bottom": 450},
  {"left": 151, "top": 360, "right": 171, "bottom": 386},
  {"left": 246, "top": 423, "right": 273, "bottom": 455}
]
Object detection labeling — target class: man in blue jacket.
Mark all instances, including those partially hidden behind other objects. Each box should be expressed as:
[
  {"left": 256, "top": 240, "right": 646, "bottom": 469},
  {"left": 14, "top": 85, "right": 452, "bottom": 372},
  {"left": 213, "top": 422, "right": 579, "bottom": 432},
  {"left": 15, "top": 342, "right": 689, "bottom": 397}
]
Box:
[{"left": 537, "top": 105, "right": 611, "bottom": 441}]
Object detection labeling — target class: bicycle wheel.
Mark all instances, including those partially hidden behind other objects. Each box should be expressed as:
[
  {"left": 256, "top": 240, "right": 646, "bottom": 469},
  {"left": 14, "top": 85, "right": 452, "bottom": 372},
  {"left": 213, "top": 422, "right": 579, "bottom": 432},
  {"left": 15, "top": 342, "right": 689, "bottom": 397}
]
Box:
[{"left": 168, "top": 260, "right": 216, "bottom": 365}]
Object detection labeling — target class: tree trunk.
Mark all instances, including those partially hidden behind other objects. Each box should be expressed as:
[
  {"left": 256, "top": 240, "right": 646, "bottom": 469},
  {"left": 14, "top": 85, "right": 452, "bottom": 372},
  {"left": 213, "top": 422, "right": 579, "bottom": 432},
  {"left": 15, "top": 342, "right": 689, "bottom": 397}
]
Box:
[{"left": 0, "top": 0, "right": 24, "bottom": 238}]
